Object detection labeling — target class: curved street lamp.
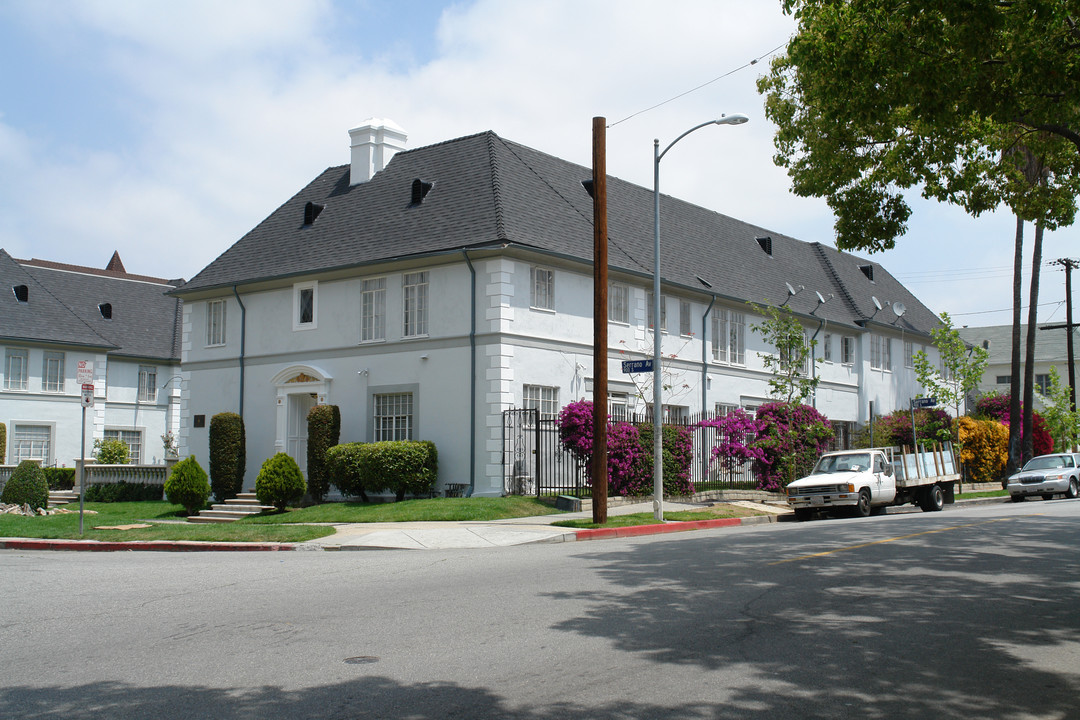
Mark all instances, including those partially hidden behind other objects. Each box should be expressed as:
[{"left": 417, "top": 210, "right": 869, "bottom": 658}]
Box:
[{"left": 652, "top": 113, "right": 749, "bottom": 521}]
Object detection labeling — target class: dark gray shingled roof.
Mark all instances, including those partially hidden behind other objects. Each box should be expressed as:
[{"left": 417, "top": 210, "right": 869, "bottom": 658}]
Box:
[
  {"left": 176, "top": 130, "right": 940, "bottom": 336},
  {"left": 1, "top": 250, "right": 183, "bottom": 361}
]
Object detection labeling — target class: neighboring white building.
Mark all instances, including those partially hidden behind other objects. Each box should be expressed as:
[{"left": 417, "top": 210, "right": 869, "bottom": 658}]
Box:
[
  {"left": 173, "top": 119, "right": 945, "bottom": 496},
  {"left": 958, "top": 324, "right": 1080, "bottom": 408},
  {"left": 0, "top": 251, "right": 182, "bottom": 467}
]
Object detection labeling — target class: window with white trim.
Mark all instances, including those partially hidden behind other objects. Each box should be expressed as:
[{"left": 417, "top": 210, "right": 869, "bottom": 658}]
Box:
[
  {"left": 711, "top": 309, "right": 727, "bottom": 362},
  {"left": 402, "top": 271, "right": 428, "bottom": 337},
  {"left": 104, "top": 429, "right": 143, "bottom": 464},
  {"left": 360, "top": 277, "right": 386, "bottom": 342},
  {"left": 715, "top": 403, "right": 739, "bottom": 417},
  {"left": 138, "top": 366, "right": 157, "bottom": 402},
  {"left": 728, "top": 311, "right": 745, "bottom": 365},
  {"left": 523, "top": 384, "right": 559, "bottom": 423},
  {"left": 823, "top": 333, "right": 833, "bottom": 363},
  {"left": 904, "top": 340, "right": 914, "bottom": 368},
  {"left": 1036, "top": 374, "right": 1051, "bottom": 396},
  {"left": 871, "top": 335, "right": 891, "bottom": 371},
  {"left": 679, "top": 300, "right": 692, "bottom": 337},
  {"left": 293, "top": 281, "right": 317, "bottom": 330},
  {"left": 4, "top": 348, "right": 28, "bottom": 390},
  {"left": 206, "top": 299, "right": 227, "bottom": 346},
  {"left": 647, "top": 292, "right": 667, "bottom": 332},
  {"left": 608, "top": 282, "right": 629, "bottom": 324},
  {"left": 42, "top": 351, "right": 65, "bottom": 393},
  {"left": 841, "top": 336, "right": 855, "bottom": 365},
  {"left": 530, "top": 267, "right": 554, "bottom": 311},
  {"left": 608, "top": 392, "right": 628, "bottom": 422},
  {"left": 12, "top": 424, "right": 51, "bottom": 464},
  {"left": 373, "top": 392, "right": 414, "bottom": 441}
]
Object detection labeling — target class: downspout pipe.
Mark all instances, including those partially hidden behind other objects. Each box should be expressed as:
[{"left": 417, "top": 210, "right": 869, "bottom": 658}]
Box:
[
  {"left": 462, "top": 250, "right": 477, "bottom": 496},
  {"left": 810, "top": 317, "right": 826, "bottom": 410},
  {"left": 232, "top": 285, "right": 246, "bottom": 418},
  {"left": 701, "top": 294, "right": 716, "bottom": 483}
]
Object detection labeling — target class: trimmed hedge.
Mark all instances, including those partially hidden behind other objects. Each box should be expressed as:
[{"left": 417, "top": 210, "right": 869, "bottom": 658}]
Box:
[
  {"left": 2, "top": 460, "right": 49, "bottom": 510},
  {"left": 0, "top": 422, "right": 6, "bottom": 463},
  {"left": 44, "top": 467, "right": 76, "bottom": 491},
  {"left": 85, "top": 482, "right": 164, "bottom": 503},
  {"left": 306, "top": 404, "right": 341, "bottom": 504},
  {"left": 326, "top": 440, "right": 438, "bottom": 502},
  {"left": 209, "top": 412, "right": 246, "bottom": 502},
  {"left": 255, "top": 453, "right": 306, "bottom": 511},
  {"left": 165, "top": 456, "right": 211, "bottom": 515}
]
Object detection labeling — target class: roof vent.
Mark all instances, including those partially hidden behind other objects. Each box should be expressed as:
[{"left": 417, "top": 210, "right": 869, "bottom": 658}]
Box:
[
  {"left": 13, "top": 284, "right": 28, "bottom": 303},
  {"left": 410, "top": 179, "right": 433, "bottom": 205},
  {"left": 98, "top": 302, "right": 113, "bottom": 320},
  {"left": 859, "top": 264, "right": 875, "bottom": 281},
  {"left": 303, "top": 202, "right": 324, "bottom": 225},
  {"left": 581, "top": 179, "right": 595, "bottom": 198},
  {"left": 756, "top": 236, "right": 773, "bottom": 256}
]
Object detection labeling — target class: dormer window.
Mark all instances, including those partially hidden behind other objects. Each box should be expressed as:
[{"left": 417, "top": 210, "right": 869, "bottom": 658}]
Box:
[
  {"left": 13, "top": 284, "right": 28, "bottom": 303},
  {"left": 98, "top": 303, "right": 113, "bottom": 320}
]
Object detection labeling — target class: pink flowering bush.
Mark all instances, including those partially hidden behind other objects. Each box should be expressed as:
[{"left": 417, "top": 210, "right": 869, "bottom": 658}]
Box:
[
  {"left": 698, "top": 409, "right": 766, "bottom": 477},
  {"left": 975, "top": 392, "right": 1053, "bottom": 456},
  {"left": 558, "top": 400, "right": 694, "bottom": 497},
  {"left": 855, "top": 408, "right": 953, "bottom": 448},
  {"left": 754, "top": 402, "right": 834, "bottom": 491}
]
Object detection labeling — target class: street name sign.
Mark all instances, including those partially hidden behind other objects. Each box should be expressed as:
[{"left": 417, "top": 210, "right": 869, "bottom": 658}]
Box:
[
  {"left": 912, "top": 397, "right": 937, "bottom": 408},
  {"left": 622, "top": 359, "right": 654, "bottom": 374}
]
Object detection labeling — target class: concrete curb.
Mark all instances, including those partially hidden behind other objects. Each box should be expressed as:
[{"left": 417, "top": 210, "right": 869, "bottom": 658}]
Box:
[
  {"left": 0, "top": 538, "right": 296, "bottom": 552},
  {"left": 572, "top": 513, "right": 776, "bottom": 542}
]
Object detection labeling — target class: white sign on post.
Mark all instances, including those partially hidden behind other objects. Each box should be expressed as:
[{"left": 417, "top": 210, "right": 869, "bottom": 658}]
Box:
[
  {"left": 81, "top": 383, "right": 95, "bottom": 408},
  {"left": 76, "top": 361, "right": 94, "bottom": 385}
]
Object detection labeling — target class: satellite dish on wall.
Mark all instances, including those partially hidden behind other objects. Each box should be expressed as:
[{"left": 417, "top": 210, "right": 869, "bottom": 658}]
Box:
[
  {"left": 892, "top": 302, "right": 907, "bottom": 318},
  {"left": 872, "top": 296, "right": 882, "bottom": 311}
]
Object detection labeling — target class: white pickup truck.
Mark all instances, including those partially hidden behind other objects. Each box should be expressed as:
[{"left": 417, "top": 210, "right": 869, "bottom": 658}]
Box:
[{"left": 785, "top": 445, "right": 959, "bottom": 521}]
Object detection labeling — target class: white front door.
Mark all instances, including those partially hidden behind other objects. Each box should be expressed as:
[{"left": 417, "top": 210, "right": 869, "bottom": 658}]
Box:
[{"left": 287, "top": 393, "right": 316, "bottom": 474}]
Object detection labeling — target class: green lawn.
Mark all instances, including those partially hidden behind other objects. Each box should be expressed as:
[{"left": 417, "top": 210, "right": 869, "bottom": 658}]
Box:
[
  {"left": 243, "top": 496, "right": 562, "bottom": 524},
  {"left": 0, "top": 502, "right": 333, "bottom": 543},
  {"left": 956, "top": 489, "right": 1008, "bottom": 499},
  {"left": 552, "top": 504, "right": 767, "bottom": 529}
]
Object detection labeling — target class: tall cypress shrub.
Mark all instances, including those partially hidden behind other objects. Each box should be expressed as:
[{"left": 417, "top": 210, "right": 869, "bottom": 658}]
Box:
[
  {"left": 0, "top": 422, "right": 6, "bottom": 463},
  {"left": 209, "top": 412, "right": 246, "bottom": 502},
  {"left": 306, "top": 404, "right": 340, "bottom": 504}
]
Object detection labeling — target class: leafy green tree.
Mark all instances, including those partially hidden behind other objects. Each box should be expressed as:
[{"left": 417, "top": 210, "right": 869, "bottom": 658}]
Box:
[
  {"left": 913, "top": 312, "right": 989, "bottom": 421},
  {"left": 93, "top": 438, "right": 130, "bottom": 465},
  {"left": 1037, "top": 366, "right": 1080, "bottom": 451},
  {"left": 750, "top": 303, "right": 819, "bottom": 405}
]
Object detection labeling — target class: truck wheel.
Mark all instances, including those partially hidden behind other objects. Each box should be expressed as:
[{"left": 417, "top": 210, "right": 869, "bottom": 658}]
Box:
[
  {"left": 1066, "top": 479, "right": 1079, "bottom": 500},
  {"left": 851, "top": 489, "right": 872, "bottom": 518},
  {"left": 920, "top": 484, "right": 945, "bottom": 512},
  {"left": 1010, "top": 494, "right": 1025, "bottom": 503},
  {"left": 794, "top": 508, "right": 813, "bottom": 522}
]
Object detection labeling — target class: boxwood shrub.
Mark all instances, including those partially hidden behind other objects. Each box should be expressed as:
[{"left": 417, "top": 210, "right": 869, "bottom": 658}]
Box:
[
  {"left": 326, "top": 440, "right": 438, "bottom": 502},
  {"left": 164, "top": 456, "right": 211, "bottom": 515},
  {"left": 43, "top": 467, "right": 76, "bottom": 491},
  {"left": 2, "top": 460, "right": 49, "bottom": 510},
  {"left": 85, "top": 482, "right": 165, "bottom": 503},
  {"left": 209, "top": 412, "right": 246, "bottom": 502},
  {"left": 0, "top": 422, "right": 6, "bottom": 463},
  {"left": 306, "top": 404, "right": 340, "bottom": 504},
  {"left": 326, "top": 443, "right": 368, "bottom": 502},
  {"left": 255, "top": 453, "right": 307, "bottom": 511}
]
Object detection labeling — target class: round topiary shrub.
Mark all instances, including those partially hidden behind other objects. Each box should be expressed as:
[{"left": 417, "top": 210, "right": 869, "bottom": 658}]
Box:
[
  {"left": 94, "top": 437, "right": 130, "bottom": 465},
  {"left": 1, "top": 460, "right": 49, "bottom": 510},
  {"left": 255, "top": 453, "right": 306, "bottom": 511},
  {"left": 164, "top": 456, "right": 211, "bottom": 515}
]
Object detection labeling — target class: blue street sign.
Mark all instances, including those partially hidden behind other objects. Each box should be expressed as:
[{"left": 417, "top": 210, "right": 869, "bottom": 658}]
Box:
[
  {"left": 622, "top": 359, "right": 654, "bottom": 374},
  {"left": 912, "top": 397, "right": 937, "bottom": 408}
]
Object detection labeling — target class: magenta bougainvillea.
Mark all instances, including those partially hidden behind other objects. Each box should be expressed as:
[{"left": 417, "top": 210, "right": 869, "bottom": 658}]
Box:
[
  {"left": 557, "top": 400, "right": 694, "bottom": 497},
  {"left": 698, "top": 409, "right": 766, "bottom": 476},
  {"left": 975, "top": 392, "right": 1054, "bottom": 456},
  {"left": 753, "top": 402, "right": 834, "bottom": 491}
]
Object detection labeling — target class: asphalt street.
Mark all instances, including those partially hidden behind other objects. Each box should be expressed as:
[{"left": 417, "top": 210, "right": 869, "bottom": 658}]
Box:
[{"left": 2, "top": 499, "right": 1078, "bottom": 719}]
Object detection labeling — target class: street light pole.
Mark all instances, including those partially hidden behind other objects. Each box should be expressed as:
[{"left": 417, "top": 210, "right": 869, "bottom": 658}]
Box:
[{"left": 652, "top": 113, "right": 748, "bottom": 521}]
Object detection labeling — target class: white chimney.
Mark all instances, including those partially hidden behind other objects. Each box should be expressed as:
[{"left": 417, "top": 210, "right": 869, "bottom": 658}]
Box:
[{"left": 349, "top": 118, "right": 407, "bottom": 185}]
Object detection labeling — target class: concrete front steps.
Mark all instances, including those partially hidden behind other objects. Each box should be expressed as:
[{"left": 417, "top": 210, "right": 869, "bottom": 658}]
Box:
[
  {"left": 188, "top": 493, "right": 274, "bottom": 524},
  {"left": 48, "top": 490, "right": 78, "bottom": 507}
]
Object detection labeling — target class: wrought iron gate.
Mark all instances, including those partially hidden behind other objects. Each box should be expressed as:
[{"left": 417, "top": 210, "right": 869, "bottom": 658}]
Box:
[{"left": 502, "top": 409, "right": 589, "bottom": 497}]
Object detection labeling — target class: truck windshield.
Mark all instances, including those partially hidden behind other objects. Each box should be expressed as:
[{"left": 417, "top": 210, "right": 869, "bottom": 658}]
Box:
[{"left": 813, "top": 453, "right": 871, "bottom": 474}]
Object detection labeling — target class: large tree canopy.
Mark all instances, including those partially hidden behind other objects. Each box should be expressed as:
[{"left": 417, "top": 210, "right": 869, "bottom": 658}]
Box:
[{"left": 758, "top": 0, "right": 1080, "bottom": 251}]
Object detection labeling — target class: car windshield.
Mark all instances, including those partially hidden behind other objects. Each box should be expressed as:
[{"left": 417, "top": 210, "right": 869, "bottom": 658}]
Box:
[
  {"left": 1022, "top": 456, "right": 1066, "bottom": 471},
  {"left": 813, "top": 453, "right": 870, "bottom": 474}
]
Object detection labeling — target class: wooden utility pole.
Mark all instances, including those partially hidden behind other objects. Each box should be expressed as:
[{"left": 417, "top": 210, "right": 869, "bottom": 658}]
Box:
[
  {"left": 1042, "top": 258, "right": 1078, "bottom": 413},
  {"left": 591, "top": 117, "right": 609, "bottom": 524}
]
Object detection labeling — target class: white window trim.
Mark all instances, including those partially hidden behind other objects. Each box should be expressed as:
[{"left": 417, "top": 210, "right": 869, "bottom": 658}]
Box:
[
  {"left": 103, "top": 427, "right": 144, "bottom": 464},
  {"left": 293, "top": 281, "right": 318, "bottom": 331},
  {"left": 530, "top": 266, "right": 555, "bottom": 313},
  {"left": 402, "top": 271, "right": 429, "bottom": 338},
  {"left": 206, "top": 299, "right": 227, "bottom": 347},
  {"left": 5, "top": 347, "right": 29, "bottom": 391},
  {"left": 608, "top": 282, "right": 629, "bottom": 325},
  {"left": 138, "top": 366, "right": 158, "bottom": 403},
  {"left": 11, "top": 422, "right": 54, "bottom": 465},
  {"left": 42, "top": 351, "right": 65, "bottom": 394},
  {"left": 841, "top": 336, "right": 855, "bottom": 366},
  {"left": 360, "top": 276, "right": 387, "bottom": 344}
]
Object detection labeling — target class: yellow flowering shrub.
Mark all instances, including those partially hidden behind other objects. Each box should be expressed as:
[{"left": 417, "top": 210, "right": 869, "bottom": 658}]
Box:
[{"left": 956, "top": 416, "right": 1008, "bottom": 483}]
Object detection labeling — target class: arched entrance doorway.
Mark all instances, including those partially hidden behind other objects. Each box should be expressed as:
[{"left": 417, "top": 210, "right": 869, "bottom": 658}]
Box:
[{"left": 271, "top": 365, "right": 331, "bottom": 475}]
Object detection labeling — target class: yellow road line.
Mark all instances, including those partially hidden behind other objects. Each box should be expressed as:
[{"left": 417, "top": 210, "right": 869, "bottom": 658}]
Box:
[{"left": 769, "top": 516, "right": 1038, "bottom": 565}]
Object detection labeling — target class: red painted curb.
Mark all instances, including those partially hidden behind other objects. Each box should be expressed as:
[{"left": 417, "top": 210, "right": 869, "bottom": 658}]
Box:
[
  {"left": 0, "top": 539, "right": 295, "bottom": 552},
  {"left": 574, "top": 516, "right": 744, "bottom": 542}
]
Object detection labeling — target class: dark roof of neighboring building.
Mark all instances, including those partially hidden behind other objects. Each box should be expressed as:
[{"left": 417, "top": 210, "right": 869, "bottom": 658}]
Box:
[
  {"left": 1, "top": 250, "right": 183, "bottom": 361},
  {"left": 959, "top": 324, "right": 1080, "bottom": 365},
  {"left": 176, "top": 130, "right": 940, "bottom": 335}
]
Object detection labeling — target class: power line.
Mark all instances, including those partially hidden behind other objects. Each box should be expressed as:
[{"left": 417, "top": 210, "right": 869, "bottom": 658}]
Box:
[
  {"left": 608, "top": 42, "right": 789, "bottom": 128},
  {"left": 951, "top": 301, "right": 1063, "bottom": 317}
]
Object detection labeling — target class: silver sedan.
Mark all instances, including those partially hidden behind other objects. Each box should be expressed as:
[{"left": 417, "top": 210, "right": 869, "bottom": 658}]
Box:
[{"left": 1006, "top": 453, "right": 1080, "bottom": 501}]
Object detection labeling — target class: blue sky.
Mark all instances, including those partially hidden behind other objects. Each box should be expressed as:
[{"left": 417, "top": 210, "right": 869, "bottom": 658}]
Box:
[{"left": 0, "top": 0, "right": 1074, "bottom": 327}]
